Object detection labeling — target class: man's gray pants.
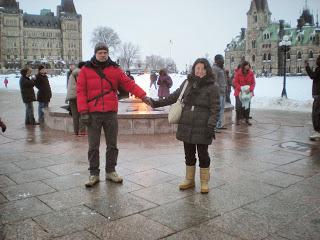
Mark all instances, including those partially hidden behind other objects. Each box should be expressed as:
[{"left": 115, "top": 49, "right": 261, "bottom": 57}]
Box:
[{"left": 87, "top": 112, "right": 118, "bottom": 176}]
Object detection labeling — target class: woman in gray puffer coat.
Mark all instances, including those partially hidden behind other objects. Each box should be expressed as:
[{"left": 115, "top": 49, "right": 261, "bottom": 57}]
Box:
[
  {"left": 66, "top": 62, "right": 86, "bottom": 136},
  {"left": 151, "top": 58, "right": 220, "bottom": 193}
]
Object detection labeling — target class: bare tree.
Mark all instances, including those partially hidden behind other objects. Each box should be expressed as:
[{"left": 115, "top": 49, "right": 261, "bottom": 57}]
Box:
[
  {"left": 164, "top": 58, "right": 177, "bottom": 73},
  {"left": 118, "top": 42, "right": 140, "bottom": 69},
  {"left": 145, "top": 55, "right": 165, "bottom": 70},
  {"left": 91, "top": 26, "right": 121, "bottom": 55}
]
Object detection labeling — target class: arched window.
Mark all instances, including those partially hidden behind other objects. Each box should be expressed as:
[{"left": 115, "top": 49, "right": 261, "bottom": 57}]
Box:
[
  {"left": 297, "top": 51, "right": 302, "bottom": 60},
  {"left": 263, "top": 53, "right": 267, "bottom": 61},
  {"left": 231, "top": 56, "right": 234, "bottom": 63},
  {"left": 254, "top": 15, "right": 257, "bottom": 23},
  {"left": 286, "top": 52, "right": 291, "bottom": 60},
  {"left": 252, "top": 55, "right": 256, "bottom": 62},
  {"left": 268, "top": 53, "right": 271, "bottom": 61},
  {"left": 309, "top": 51, "right": 314, "bottom": 59}
]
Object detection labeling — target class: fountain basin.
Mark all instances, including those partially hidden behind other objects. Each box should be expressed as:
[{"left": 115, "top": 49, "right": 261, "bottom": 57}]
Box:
[{"left": 44, "top": 99, "right": 233, "bottom": 135}]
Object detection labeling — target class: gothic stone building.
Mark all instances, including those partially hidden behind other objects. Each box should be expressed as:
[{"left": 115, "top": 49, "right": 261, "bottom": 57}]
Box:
[
  {"left": 225, "top": 0, "right": 320, "bottom": 76},
  {"left": 0, "top": 0, "right": 82, "bottom": 69}
]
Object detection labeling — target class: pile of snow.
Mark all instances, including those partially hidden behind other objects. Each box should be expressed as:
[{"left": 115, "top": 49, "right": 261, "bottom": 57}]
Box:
[{"left": 0, "top": 73, "right": 313, "bottom": 112}]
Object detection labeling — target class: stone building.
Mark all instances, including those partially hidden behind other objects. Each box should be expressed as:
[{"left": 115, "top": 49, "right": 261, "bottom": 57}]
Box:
[
  {"left": 0, "top": 0, "right": 82, "bottom": 69},
  {"left": 225, "top": 0, "right": 320, "bottom": 76}
]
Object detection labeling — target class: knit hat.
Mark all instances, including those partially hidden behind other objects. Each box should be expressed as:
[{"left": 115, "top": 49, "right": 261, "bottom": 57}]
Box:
[
  {"left": 214, "top": 54, "right": 224, "bottom": 61},
  {"left": 94, "top": 42, "right": 108, "bottom": 54}
]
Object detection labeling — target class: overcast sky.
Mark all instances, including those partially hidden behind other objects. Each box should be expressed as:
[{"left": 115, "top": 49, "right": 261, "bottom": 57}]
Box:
[{"left": 18, "top": 0, "right": 320, "bottom": 70}]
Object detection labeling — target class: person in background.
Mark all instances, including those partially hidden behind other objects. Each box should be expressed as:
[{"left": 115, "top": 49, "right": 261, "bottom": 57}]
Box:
[
  {"left": 157, "top": 69, "right": 172, "bottom": 99},
  {"left": 19, "top": 67, "right": 39, "bottom": 125},
  {"left": 125, "top": 70, "right": 135, "bottom": 81},
  {"left": 66, "top": 63, "right": 76, "bottom": 88},
  {"left": 4, "top": 78, "right": 8, "bottom": 88},
  {"left": 212, "top": 54, "right": 227, "bottom": 130},
  {"left": 150, "top": 58, "right": 220, "bottom": 194},
  {"left": 305, "top": 56, "right": 320, "bottom": 140},
  {"left": 34, "top": 65, "right": 52, "bottom": 123},
  {"left": 0, "top": 118, "right": 7, "bottom": 132},
  {"left": 233, "top": 61, "right": 255, "bottom": 126},
  {"left": 225, "top": 69, "right": 232, "bottom": 104},
  {"left": 150, "top": 71, "right": 158, "bottom": 89},
  {"left": 66, "top": 62, "right": 86, "bottom": 136},
  {"left": 77, "top": 42, "right": 151, "bottom": 187}
]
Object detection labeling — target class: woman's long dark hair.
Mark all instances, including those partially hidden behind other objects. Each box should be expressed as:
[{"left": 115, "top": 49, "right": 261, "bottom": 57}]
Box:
[
  {"left": 189, "top": 58, "right": 215, "bottom": 80},
  {"left": 241, "top": 61, "right": 251, "bottom": 73}
]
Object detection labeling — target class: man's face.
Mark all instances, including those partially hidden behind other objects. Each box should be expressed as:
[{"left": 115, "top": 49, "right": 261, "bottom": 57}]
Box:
[
  {"left": 95, "top": 50, "right": 108, "bottom": 62},
  {"left": 70, "top": 64, "right": 76, "bottom": 71}
]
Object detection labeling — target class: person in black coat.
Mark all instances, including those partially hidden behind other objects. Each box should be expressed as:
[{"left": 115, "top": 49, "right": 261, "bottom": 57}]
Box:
[
  {"left": 150, "top": 58, "right": 220, "bottom": 193},
  {"left": 19, "top": 67, "right": 38, "bottom": 125},
  {"left": 34, "top": 65, "right": 52, "bottom": 123},
  {"left": 305, "top": 55, "right": 320, "bottom": 140}
]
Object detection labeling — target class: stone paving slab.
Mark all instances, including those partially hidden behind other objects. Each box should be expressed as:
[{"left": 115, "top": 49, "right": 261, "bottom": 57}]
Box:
[
  {"left": 1, "top": 90, "right": 320, "bottom": 239},
  {"left": 33, "top": 205, "right": 108, "bottom": 237},
  {"left": 85, "top": 193, "right": 157, "bottom": 221},
  {"left": 8, "top": 168, "right": 58, "bottom": 184},
  {"left": 88, "top": 214, "right": 175, "bottom": 240},
  {"left": 0, "top": 181, "right": 56, "bottom": 201},
  {"left": 0, "top": 198, "right": 52, "bottom": 224},
  {"left": 0, "top": 218, "right": 51, "bottom": 240},
  {"left": 53, "top": 231, "right": 100, "bottom": 240}
]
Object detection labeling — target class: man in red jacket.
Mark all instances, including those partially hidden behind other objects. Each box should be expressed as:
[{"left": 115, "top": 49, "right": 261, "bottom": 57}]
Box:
[{"left": 77, "top": 42, "right": 151, "bottom": 187}]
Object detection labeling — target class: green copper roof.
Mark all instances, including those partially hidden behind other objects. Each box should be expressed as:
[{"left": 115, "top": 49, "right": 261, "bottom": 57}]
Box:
[{"left": 284, "top": 25, "right": 317, "bottom": 45}]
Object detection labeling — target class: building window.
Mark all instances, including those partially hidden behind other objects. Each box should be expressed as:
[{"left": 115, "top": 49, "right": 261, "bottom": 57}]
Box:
[
  {"left": 241, "top": 56, "right": 245, "bottom": 61},
  {"left": 309, "top": 51, "right": 314, "bottom": 59},
  {"left": 297, "top": 66, "right": 301, "bottom": 73},
  {"left": 231, "top": 56, "right": 234, "bottom": 63},
  {"left": 252, "top": 40, "right": 256, "bottom": 48},
  {"left": 7, "top": 55, "right": 10, "bottom": 60},
  {"left": 268, "top": 53, "right": 271, "bottom": 61},
  {"left": 252, "top": 55, "right": 256, "bottom": 62},
  {"left": 286, "top": 52, "right": 290, "bottom": 60},
  {"left": 297, "top": 51, "right": 302, "bottom": 60},
  {"left": 263, "top": 53, "right": 267, "bottom": 61},
  {"left": 254, "top": 15, "right": 257, "bottom": 22}
]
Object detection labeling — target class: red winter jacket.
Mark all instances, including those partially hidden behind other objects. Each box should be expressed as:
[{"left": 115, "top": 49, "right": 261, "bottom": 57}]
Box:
[
  {"left": 233, "top": 69, "right": 256, "bottom": 96},
  {"left": 77, "top": 65, "right": 146, "bottom": 113}
]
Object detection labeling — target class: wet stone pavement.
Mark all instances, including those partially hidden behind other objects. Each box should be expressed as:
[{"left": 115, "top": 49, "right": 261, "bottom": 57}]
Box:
[{"left": 0, "top": 89, "right": 320, "bottom": 240}]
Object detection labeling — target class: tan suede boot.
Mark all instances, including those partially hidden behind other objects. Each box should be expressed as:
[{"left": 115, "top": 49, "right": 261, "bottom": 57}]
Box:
[
  {"left": 200, "top": 168, "right": 210, "bottom": 194},
  {"left": 179, "top": 165, "right": 196, "bottom": 190}
]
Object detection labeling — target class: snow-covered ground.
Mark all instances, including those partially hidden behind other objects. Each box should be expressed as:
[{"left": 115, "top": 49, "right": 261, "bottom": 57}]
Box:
[{"left": 0, "top": 73, "right": 313, "bottom": 112}]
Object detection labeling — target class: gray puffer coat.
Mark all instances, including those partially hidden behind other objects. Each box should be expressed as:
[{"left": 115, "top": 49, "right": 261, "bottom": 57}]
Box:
[
  {"left": 66, "top": 68, "right": 80, "bottom": 100},
  {"left": 153, "top": 75, "right": 220, "bottom": 145}
]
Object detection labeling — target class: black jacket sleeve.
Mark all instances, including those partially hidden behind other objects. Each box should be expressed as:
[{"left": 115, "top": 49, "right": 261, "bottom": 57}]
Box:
[
  {"left": 152, "top": 80, "right": 187, "bottom": 107},
  {"left": 306, "top": 66, "right": 320, "bottom": 81}
]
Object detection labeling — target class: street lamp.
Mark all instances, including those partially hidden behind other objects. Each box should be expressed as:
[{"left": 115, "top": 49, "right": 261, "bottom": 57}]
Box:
[{"left": 279, "top": 35, "right": 291, "bottom": 98}]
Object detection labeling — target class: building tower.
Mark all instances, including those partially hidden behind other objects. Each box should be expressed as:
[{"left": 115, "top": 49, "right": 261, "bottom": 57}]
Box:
[
  {"left": 246, "top": 0, "right": 271, "bottom": 70},
  {"left": 0, "top": 0, "right": 23, "bottom": 69},
  {"left": 58, "top": 0, "right": 82, "bottom": 64}
]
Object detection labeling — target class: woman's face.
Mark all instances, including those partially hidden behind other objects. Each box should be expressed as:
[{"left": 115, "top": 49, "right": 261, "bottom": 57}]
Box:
[
  {"left": 26, "top": 69, "right": 32, "bottom": 77},
  {"left": 195, "top": 63, "right": 206, "bottom": 78},
  {"left": 244, "top": 64, "right": 250, "bottom": 71}
]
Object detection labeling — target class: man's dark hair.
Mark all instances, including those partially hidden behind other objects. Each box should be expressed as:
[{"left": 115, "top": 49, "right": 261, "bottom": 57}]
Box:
[{"left": 20, "top": 67, "right": 30, "bottom": 77}]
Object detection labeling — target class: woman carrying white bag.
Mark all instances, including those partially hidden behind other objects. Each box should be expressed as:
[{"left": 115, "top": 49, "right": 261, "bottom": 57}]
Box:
[{"left": 150, "top": 58, "right": 220, "bottom": 193}]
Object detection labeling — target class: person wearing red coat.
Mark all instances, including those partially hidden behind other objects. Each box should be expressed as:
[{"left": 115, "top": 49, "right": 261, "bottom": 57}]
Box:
[
  {"left": 77, "top": 42, "right": 151, "bottom": 187},
  {"left": 233, "top": 61, "right": 255, "bottom": 125}
]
